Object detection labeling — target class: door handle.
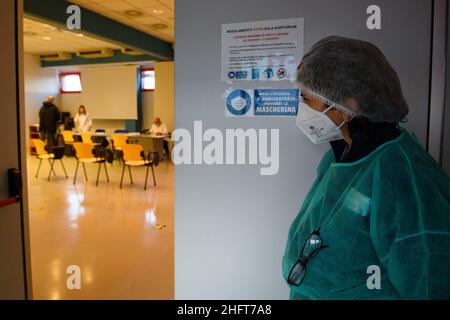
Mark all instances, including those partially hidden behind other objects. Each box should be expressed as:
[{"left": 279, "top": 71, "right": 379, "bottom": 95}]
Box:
[
  {"left": 0, "top": 196, "right": 19, "bottom": 208},
  {"left": 0, "top": 168, "right": 21, "bottom": 208}
]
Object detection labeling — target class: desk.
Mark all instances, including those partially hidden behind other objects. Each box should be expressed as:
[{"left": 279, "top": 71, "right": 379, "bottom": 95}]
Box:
[{"left": 127, "top": 135, "right": 168, "bottom": 160}]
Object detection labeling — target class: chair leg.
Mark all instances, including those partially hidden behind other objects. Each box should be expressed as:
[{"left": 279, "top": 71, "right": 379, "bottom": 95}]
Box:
[
  {"left": 73, "top": 161, "right": 79, "bottom": 185},
  {"left": 120, "top": 165, "right": 126, "bottom": 189},
  {"left": 60, "top": 159, "right": 68, "bottom": 179},
  {"left": 116, "top": 150, "right": 120, "bottom": 164},
  {"left": 144, "top": 165, "right": 149, "bottom": 191},
  {"left": 111, "top": 149, "right": 115, "bottom": 167},
  {"left": 151, "top": 165, "right": 156, "bottom": 186},
  {"left": 35, "top": 159, "right": 42, "bottom": 178},
  {"left": 82, "top": 162, "right": 88, "bottom": 181},
  {"left": 104, "top": 162, "right": 109, "bottom": 182},
  {"left": 96, "top": 162, "right": 101, "bottom": 187},
  {"left": 52, "top": 161, "right": 57, "bottom": 176},
  {"left": 47, "top": 159, "right": 52, "bottom": 181},
  {"left": 48, "top": 159, "right": 56, "bottom": 181},
  {"left": 128, "top": 166, "right": 133, "bottom": 185}
]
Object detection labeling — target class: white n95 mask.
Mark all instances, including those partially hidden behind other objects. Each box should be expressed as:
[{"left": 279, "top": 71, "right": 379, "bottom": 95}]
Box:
[{"left": 296, "top": 102, "right": 346, "bottom": 144}]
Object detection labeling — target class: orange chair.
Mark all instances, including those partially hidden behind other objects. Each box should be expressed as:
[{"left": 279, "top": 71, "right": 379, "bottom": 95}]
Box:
[
  {"left": 32, "top": 139, "right": 68, "bottom": 181},
  {"left": 81, "top": 132, "right": 102, "bottom": 146},
  {"left": 72, "top": 142, "right": 109, "bottom": 186},
  {"left": 62, "top": 130, "right": 75, "bottom": 144},
  {"left": 111, "top": 134, "right": 128, "bottom": 164},
  {"left": 120, "top": 144, "right": 159, "bottom": 190},
  {"left": 61, "top": 130, "right": 76, "bottom": 156}
]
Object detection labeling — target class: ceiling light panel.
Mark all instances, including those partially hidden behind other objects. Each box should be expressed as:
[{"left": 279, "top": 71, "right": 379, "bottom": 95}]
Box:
[
  {"left": 69, "top": 0, "right": 174, "bottom": 42},
  {"left": 23, "top": 17, "right": 121, "bottom": 54}
]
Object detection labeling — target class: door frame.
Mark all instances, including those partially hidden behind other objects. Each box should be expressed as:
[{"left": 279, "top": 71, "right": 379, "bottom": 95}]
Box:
[
  {"left": 16, "top": 0, "right": 33, "bottom": 299},
  {"left": 428, "top": 0, "right": 448, "bottom": 164}
]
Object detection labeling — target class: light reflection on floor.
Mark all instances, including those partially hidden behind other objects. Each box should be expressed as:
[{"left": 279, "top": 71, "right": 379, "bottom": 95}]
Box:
[{"left": 27, "top": 155, "right": 174, "bottom": 299}]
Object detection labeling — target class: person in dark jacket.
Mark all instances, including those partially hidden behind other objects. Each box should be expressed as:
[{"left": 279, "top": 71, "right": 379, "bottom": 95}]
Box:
[{"left": 39, "top": 96, "right": 60, "bottom": 147}]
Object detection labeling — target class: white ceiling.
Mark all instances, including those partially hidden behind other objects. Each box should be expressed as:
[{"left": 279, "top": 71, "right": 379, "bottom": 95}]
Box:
[
  {"left": 23, "top": 17, "right": 121, "bottom": 54},
  {"left": 69, "top": 0, "right": 174, "bottom": 43}
]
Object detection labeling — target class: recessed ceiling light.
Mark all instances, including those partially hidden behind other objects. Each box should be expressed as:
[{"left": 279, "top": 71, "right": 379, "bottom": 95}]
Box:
[
  {"left": 152, "top": 9, "right": 164, "bottom": 14},
  {"left": 150, "top": 23, "right": 168, "bottom": 30},
  {"left": 42, "top": 36, "right": 52, "bottom": 41},
  {"left": 123, "top": 10, "right": 143, "bottom": 17}
]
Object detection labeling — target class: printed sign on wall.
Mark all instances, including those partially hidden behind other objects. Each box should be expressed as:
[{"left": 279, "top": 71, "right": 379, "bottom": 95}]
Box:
[
  {"left": 221, "top": 18, "right": 304, "bottom": 83},
  {"left": 225, "top": 89, "right": 254, "bottom": 116},
  {"left": 254, "top": 89, "right": 299, "bottom": 116},
  {"left": 225, "top": 89, "right": 299, "bottom": 117}
]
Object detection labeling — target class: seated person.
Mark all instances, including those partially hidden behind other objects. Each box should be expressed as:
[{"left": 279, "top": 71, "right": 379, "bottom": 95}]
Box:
[
  {"left": 148, "top": 117, "right": 170, "bottom": 158},
  {"left": 149, "top": 117, "right": 168, "bottom": 136}
]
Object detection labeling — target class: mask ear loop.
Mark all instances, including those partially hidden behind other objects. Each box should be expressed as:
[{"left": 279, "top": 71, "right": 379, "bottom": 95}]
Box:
[
  {"left": 336, "top": 119, "right": 348, "bottom": 129},
  {"left": 322, "top": 105, "right": 351, "bottom": 129}
]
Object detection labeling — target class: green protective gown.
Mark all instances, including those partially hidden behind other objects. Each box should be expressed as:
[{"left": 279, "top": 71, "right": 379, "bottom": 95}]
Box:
[{"left": 282, "top": 128, "right": 450, "bottom": 299}]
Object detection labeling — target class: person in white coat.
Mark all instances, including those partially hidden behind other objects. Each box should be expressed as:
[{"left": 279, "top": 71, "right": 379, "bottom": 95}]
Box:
[
  {"left": 74, "top": 105, "right": 92, "bottom": 132},
  {"left": 149, "top": 117, "right": 168, "bottom": 136},
  {"left": 149, "top": 117, "right": 170, "bottom": 158}
]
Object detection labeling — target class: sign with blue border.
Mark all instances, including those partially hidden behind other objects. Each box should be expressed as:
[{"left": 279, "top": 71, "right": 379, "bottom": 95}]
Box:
[
  {"left": 254, "top": 89, "right": 299, "bottom": 116},
  {"left": 225, "top": 89, "right": 299, "bottom": 117}
]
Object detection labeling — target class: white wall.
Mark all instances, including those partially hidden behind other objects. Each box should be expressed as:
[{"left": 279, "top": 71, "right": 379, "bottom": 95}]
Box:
[
  {"left": 154, "top": 61, "right": 174, "bottom": 132},
  {"left": 24, "top": 53, "right": 60, "bottom": 126},
  {"left": 60, "top": 65, "right": 138, "bottom": 132},
  {"left": 141, "top": 62, "right": 174, "bottom": 132},
  {"left": 142, "top": 91, "right": 154, "bottom": 130},
  {"left": 61, "top": 66, "right": 138, "bottom": 120},
  {"left": 61, "top": 93, "right": 127, "bottom": 133},
  {"left": 59, "top": 65, "right": 161, "bottom": 133}
]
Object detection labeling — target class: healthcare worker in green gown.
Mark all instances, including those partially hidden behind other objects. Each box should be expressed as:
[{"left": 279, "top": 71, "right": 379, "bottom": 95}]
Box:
[{"left": 282, "top": 36, "right": 450, "bottom": 300}]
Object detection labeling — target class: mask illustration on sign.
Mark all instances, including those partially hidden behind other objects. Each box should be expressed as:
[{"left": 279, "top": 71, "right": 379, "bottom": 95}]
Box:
[
  {"left": 231, "top": 96, "right": 248, "bottom": 111},
  {"left": 296, "top": 102, "right": 346, "bottom": 144}
]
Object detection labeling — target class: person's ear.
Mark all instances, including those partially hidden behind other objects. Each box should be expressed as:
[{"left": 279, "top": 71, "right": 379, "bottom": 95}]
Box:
[{"left": 344, "top": 98, "right": 358, "bottom": 121}]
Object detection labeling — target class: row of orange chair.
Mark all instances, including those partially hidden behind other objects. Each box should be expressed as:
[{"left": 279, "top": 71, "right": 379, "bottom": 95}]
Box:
[
  {"left": 62, "top": 131, "right": 128, "bottom": 163},
  {"left": 32, "top": 139, "right": 159, "bottom": 190}
]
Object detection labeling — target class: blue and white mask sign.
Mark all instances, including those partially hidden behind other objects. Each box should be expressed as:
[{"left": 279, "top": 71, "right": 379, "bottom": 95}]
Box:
[
  {"left": 225, "top": 89, "right": 299, "bottom": 117},
  {"left": 221, "top": 18, "right": 304, "bottom": 83},
  {"left": 225, "top": 89, "right": 253, "bottom": 116}
]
